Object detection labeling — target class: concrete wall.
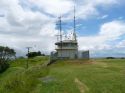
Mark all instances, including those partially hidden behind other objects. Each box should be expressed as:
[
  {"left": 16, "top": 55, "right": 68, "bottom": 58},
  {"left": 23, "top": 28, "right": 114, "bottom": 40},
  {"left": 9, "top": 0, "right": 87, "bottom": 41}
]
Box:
[
  {"left": 57, "top": 49, "right": 78, "bottom": 59},
  {"left": 51, "top": 50, "right": 90, "bottom": 60},
  {"left": 78, "top": 51, "right": 89, "bottom": 59}
]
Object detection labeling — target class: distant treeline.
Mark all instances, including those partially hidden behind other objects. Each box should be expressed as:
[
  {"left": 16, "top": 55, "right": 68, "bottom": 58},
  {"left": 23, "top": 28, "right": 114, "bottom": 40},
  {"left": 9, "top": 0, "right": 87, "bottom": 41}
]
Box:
[
  {"left": 106, "top": 57, "right": 125, "bottom": 59},
  {"left": 26, "top": 51, "right": 45, "bottom": 58}
]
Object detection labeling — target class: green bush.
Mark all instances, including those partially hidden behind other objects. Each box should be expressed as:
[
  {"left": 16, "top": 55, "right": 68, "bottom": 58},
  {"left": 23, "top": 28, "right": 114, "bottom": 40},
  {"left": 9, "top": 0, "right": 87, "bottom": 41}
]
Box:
[
  {"left": 0, "top": 46, "right": 16, "bottom": 73},
  {"left": 0, "top": 61, "right": 9, "bottom": 73}
]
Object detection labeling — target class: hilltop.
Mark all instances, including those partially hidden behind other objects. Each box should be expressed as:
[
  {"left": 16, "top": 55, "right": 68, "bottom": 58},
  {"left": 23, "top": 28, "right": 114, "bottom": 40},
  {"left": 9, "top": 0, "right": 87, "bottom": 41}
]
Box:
[{"left": 0, "top": 57, "right": 125, "bottom": 93}]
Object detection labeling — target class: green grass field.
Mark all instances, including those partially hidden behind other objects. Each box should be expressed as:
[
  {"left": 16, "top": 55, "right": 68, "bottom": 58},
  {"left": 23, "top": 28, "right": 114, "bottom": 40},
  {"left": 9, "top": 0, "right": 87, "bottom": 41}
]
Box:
[{"left": 0, "top": 57, "right": 125, "bottom": 93}]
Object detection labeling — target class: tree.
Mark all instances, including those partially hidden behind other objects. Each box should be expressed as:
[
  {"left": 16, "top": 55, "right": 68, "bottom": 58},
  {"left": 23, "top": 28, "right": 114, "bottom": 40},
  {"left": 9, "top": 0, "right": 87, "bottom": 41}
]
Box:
[
  {"left": 0, "top": 46, "right": 16, "bottom": 72},
  {"left": 106, "top": 57, "right": 115, "bottom": 59},
  {"left": 26, "top": 51, "right": 45, "bottom": 58}
]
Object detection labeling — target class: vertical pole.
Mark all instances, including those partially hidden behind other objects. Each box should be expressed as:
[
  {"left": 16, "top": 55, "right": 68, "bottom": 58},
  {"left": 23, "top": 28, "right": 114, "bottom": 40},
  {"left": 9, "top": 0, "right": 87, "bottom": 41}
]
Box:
[
  {"left": 74, "top": 0, "right": 78, "bottom": 59},
  {"left": 74, "top": 4, "right": 76, "bottom": 34},
  {"left": 73, "top": 0, "right": 77, "bottom": 41},
  {"left": 26, "top": 47, "right": 32, "bottom": 69},
  {"left": 59, "top": 16, "right": 62, "bottom": 58}
]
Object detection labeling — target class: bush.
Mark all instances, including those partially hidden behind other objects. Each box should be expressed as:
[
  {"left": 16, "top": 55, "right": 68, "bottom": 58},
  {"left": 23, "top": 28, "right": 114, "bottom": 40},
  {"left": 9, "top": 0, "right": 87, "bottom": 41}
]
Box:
[
  {"left": 0, "top": 46, "right": 16, "bottom": 73},
  {"left": 26, "top": 51, "right": 45, "bottom": 58},
  {"left": 106, "top": 57, "right": 115, "bottom": 59},
  {"left": 0, "top": 61, "right": 9, "bottom": 73}
]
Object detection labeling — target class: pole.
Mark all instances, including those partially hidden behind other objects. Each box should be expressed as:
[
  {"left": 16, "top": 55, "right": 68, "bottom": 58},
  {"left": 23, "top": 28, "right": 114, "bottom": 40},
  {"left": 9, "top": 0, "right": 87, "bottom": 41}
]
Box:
[
  {"left": 74, "top": 3, "right": 76, "bottom": 34},
  {"left": 73, "top": 0, "right": 77, "bottom": 41},
  {"left": 59, "top": 16, "right": 62, "bottom": 58},
  {"left": 26, "top": 47, "right": 32, "bottom": 69}
]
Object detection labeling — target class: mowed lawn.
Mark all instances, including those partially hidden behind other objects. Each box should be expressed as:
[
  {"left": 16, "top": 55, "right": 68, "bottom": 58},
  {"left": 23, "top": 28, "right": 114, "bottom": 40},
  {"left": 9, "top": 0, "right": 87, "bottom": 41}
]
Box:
[{"left": 0, "top": 58, "right": 125, "bottom": 93}]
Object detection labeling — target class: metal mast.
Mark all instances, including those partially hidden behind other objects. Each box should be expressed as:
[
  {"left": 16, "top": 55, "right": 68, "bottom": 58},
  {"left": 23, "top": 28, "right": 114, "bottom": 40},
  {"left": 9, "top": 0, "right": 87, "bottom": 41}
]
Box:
[
  {"left": 56, "top": 16, "right": 62, "bottom": 42},
  {"left": 58, "top": 16, "right": 63, "bottom": 58},
  {"left": 73, "top": 0, "right": 77, "bottom": 41},
  {"left": 73, "top": 0, "right": 78, "bottom": 59},
  {"left": 59, "top": 16, "right": 62, "bottom": 42}
]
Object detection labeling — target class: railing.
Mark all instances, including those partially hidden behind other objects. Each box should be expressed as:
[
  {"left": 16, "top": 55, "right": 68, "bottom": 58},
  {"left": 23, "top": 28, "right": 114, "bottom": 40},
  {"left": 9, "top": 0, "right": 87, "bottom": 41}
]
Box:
[{"left": 55, "top": 46, "right": 77, "bottom": 50}]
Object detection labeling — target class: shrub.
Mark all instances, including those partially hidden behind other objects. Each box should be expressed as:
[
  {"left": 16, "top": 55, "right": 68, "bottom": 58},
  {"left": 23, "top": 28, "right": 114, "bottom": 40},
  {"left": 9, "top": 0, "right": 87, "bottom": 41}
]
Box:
[
  {"left": 106, "top": 57, "right": 115, "bottom": 59},
  {"left": 0, "top": 46, "right": 16, "bottom": 73},
  {"left": 26, "top": 51, "right": 45, "bottom": 58}
]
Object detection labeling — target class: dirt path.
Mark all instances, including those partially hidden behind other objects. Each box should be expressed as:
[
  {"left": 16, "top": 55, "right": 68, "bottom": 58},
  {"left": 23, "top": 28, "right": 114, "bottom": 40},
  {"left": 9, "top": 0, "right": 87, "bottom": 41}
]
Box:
[{"left": 74, "top": 78, "right": 89, "bottom": 93}]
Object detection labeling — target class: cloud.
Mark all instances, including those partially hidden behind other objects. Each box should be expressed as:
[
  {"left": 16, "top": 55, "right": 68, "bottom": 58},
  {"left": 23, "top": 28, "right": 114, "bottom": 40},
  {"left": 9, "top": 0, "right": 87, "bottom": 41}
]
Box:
[
  {"left": 78, "top": 20, "right": 125, "bottom": 51},
  {"left": 29, "top": 0, "right": 74, "bottom": 16},
  {"left": 73, "top": 0, "right": 120, "bottom": 20},
  {"left": 28, "top": 0, "right": 120, "bottom": 20},
  {"left": 0, "top": 0, "right": 124, "bottom": 57},
  {"left": 98, "top": 15, "right": 108, "bottom": 19},
  {"left": 116, "top": 40, "right": 125, "bottom": 48},
  {"left": 0, "top": 0, "right": 58, "bottom": 56},
  {"left": 100, "top": 20, "right": 125, "bottom": 40}
]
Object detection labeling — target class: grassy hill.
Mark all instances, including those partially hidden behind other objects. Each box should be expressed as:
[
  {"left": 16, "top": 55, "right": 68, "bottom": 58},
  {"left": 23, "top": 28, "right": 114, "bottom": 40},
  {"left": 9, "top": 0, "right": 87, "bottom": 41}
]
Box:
[
  {"left": 0, "top": 57, "right": 125, "bottom": 93},
  {"left": 0, "top": 56, "right": 49, "bottom": 93}
]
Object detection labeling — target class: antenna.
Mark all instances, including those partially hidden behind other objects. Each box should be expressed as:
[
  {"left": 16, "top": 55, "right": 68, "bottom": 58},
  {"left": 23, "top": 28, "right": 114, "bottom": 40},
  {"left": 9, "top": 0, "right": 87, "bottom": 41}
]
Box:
[
  {"left": 74, "top": 0, "right": 76, "bottom": 33},
  {"left": 59, "top": 16, "right": 63, "bottom": 58},
  {"left": 56, "top": 16, "right": 62, "bottom": 42},
  {"left": 59, "top": 16, "right": 62, "bottom": 42},
  {"left": 73, "top": 0, "right": 77, "bottom": 41},
  {"left": 56, "top": 16, "right": 63, "bottom": 58}
]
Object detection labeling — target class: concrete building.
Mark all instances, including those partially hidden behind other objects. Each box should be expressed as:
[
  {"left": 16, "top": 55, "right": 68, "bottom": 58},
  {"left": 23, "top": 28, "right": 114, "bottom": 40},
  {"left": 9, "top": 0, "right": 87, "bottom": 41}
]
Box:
[
  {"left": 55, "top": 39, "right": 78, "bottom": 59},
  {"left": 54, "top": 33, "right": 90, "bottom": 59}
]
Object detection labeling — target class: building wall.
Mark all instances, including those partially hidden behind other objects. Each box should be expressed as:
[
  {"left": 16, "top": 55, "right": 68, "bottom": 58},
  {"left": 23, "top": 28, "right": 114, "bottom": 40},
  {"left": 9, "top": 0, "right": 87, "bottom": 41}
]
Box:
[
  {"left": 57, "top": 49, "right": 78, "bottom": 59},
  {"left": 51, "top": 50, "right": 90, "bottom": 60},
  {"left": 78, "top": 51, "right": 90, "bottom": 59}
]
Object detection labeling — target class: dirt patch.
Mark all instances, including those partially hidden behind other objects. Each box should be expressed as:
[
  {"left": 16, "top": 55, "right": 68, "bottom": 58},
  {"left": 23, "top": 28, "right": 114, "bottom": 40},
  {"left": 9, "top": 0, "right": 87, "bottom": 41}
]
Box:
[
  {"left": 74, "top": 78, "right": 89, "bottom": 93},
  {"left": 91, "top": 61, "right": 108, "bottom": 68},
  {"left": 65, "top": 60, "right": 93, "bottom": 65},
  {"left": 39, "top": 76, "right": 56, "bottom": 83}
]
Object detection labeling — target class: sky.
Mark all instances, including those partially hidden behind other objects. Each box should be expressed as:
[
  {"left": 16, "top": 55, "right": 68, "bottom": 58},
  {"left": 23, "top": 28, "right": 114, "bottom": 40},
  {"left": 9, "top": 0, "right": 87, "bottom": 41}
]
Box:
[{"left": 0, "top": 0, "right": 125, "bottom": 57}]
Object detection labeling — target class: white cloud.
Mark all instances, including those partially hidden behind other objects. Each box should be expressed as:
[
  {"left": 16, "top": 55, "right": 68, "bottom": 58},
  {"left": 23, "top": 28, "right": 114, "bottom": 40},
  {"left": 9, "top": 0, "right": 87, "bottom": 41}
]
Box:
[
  {"left": 100, "top": 20, "right": 125, "bottom": 40},
  {"left": 0, "top": 0, "right": 124, "bottom": 57},
  {"left": 78, "top": 20, "right": 125, "bottom": 51},
  {"left": 29, "top": 0, "right": 74, "bottom": 16},
  {"left": 116, "top": 40, "right": 125, "bottom": 48},
  {"left": 98, "top": 15, "right": 108, "bottom": 19},
  {"left": 73, "top": 0, "right": 120, "bottom": 20},
  {"left": 0, "top": 0, "right": 58, "bottom": 56}
]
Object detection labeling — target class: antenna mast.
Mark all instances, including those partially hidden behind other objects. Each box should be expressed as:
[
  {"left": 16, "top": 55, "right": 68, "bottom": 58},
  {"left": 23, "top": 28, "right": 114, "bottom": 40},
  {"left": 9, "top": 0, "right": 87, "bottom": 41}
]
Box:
[
  {"left": 56, "top": 16, "right": 63, "bottom": 42},
  {"left": 56, "top": 16, "right": 63, "bottom": 58},
  {"left": 59, "top": 16, "right": 62, "bottom": 42},
  {"left": 73, "top": 0, "right": 77, "bottom": 41},
  {"left": 74, "top": 0, "right": 76, "bottom": 33}
]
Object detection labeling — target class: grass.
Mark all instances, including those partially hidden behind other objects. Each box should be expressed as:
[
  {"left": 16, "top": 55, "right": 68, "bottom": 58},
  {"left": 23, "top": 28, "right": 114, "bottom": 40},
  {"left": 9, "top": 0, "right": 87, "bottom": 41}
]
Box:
[
  {"left": 0, "top": 57, "right": 125, "bottom": 93},
  {"left": 0, "top": 56, "right": 49, "bottom": 93}
]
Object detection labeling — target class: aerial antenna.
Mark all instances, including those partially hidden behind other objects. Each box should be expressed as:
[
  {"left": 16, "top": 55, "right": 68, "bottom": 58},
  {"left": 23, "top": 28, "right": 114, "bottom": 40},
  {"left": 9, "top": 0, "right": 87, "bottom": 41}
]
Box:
[
  {"left": 56, "top": 16, "right": 63, "bottom": 42},
  {"left": 59, "top": 16, "right": 62, "bottom": 42},
  {"left": 59, "top": 16, "right": 63, "bottom": 58},
  {"left": 74, "top": 0, "right": 76, "bottom": 33},
  {"left": 56, "top": 16, "right": 63, "bottom": 58},
  {"left": 73, "top": 0, "right": 77, "bottom": 41}
]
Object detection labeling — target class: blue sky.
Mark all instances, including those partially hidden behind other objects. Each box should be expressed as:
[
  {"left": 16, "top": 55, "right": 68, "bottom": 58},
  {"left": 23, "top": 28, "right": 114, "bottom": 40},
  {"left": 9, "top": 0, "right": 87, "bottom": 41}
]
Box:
[{"left": 0, "top": 0, "right": 125, "bottom": 57}]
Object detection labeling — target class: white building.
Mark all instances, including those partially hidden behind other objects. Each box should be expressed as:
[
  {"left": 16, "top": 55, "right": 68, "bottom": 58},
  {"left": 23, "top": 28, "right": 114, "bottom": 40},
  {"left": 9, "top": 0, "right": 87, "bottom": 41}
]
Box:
[
  {"left": 55, "top": 39, "right": 78, "bottom": 59},
  {"left": 52, "top": 32, "right": 90, "bottom": 59},
  {"left": 51, "top": 5, "right": 89, "bottom": 60}
]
